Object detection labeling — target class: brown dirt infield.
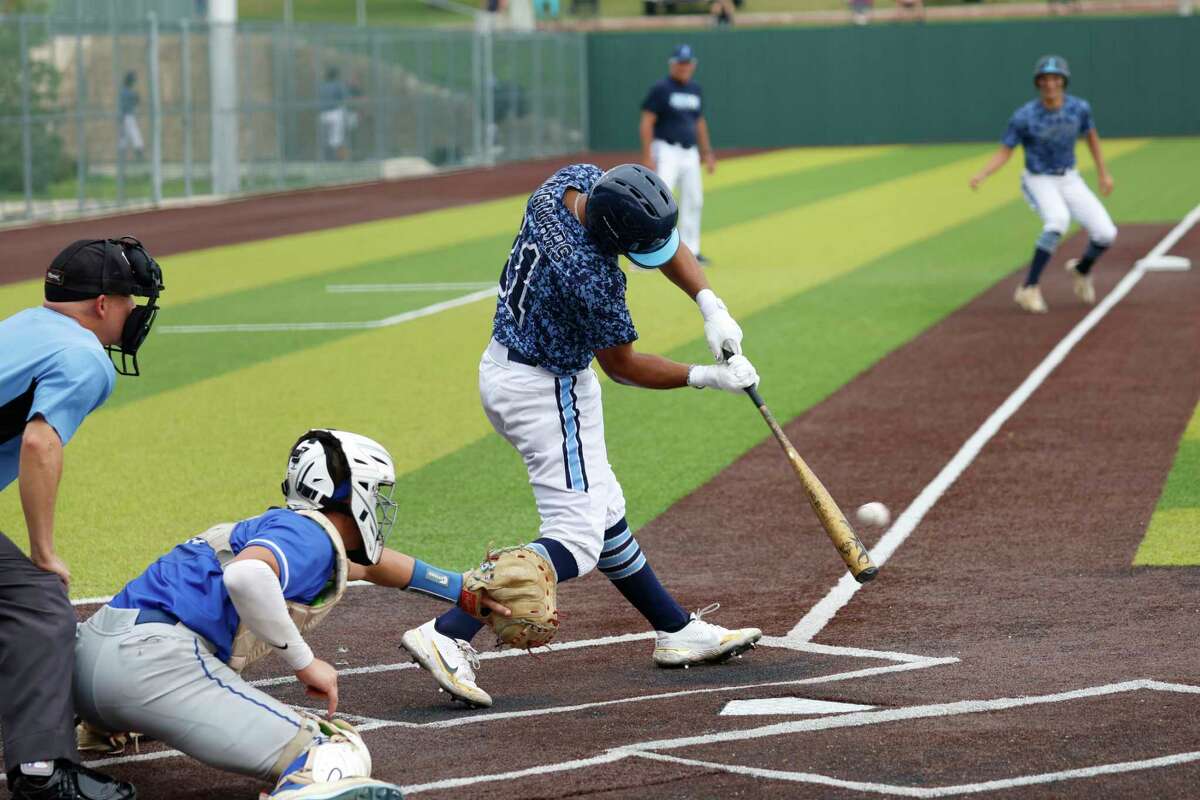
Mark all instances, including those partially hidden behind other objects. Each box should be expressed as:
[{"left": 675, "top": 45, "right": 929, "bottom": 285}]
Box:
[{"left": 38, "top": 221, "right": 1200, "bottom": 799}]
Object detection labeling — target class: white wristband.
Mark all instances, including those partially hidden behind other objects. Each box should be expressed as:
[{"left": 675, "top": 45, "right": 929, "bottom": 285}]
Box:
[
  {"left": 696, "top": 288, "right": 725, "bottom": 319},
  {"left": 687, "top": 364, "right": 711, "bottom": 389},
  {"left": 223, "top": 558, "right": 314, "bottom": 671}
]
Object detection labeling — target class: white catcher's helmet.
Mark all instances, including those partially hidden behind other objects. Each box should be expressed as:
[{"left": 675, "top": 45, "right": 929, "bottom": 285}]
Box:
[{"left": 281, "top": 429, "right": 398, "bottom": 565}]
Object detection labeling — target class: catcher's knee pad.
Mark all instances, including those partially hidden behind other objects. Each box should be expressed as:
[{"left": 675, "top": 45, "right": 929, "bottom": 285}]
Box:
[{"left": 270, "top": 716, "right": 371, "bottom": 784}]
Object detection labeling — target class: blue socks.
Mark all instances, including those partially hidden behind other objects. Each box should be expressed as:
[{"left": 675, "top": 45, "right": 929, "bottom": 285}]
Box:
[
  {"left": 1025, "top": 246, "right": 1054, "bottom": 286},
  {"left": 433, "top": 523, "right": 689, "bottom": 640},
  {"left": 1074, "top": 240, "right": 1109, "bottom": 275},
  {"left": 599, "top": 518, "right": 689, "bottom": 633}
]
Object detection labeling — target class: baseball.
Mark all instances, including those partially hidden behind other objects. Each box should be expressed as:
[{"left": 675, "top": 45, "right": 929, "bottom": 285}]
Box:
[{"left": 855, "top": 502, "right": 891, "bottom": 528}]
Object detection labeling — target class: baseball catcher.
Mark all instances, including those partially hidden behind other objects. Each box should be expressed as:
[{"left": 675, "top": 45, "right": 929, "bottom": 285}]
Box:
[{"left": 72, "top": 429, "right": 508, "bottom": 800}]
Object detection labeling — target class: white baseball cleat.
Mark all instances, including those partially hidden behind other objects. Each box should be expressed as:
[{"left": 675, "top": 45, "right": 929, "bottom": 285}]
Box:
[
  {"left": 1013, "top": 284, "right": 1049, "bottom": 313},
  {"left": 653, "top": 603, "right": 762, "bottom": 668},
  {"left": 400, "top": 619, "right": 492, "bottom": 708},
  {"left": 1064, "top": 258, "right": 1096, "bottom": 304}
]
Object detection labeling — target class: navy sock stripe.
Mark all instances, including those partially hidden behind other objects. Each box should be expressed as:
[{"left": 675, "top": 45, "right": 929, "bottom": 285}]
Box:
[
  {"left": 531, "top": 537, "right": 579, "bottom": 582},
  {"left": 604, "top": 517, "right": 629, "bottom": 538}
]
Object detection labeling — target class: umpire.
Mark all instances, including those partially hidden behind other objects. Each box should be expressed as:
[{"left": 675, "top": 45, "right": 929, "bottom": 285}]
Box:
[
  {"left": 639, "top": 43, "right": 715, "bottom": 265},
  {"left": 0, "top": 238, "right": 162, "bottom": 800}
]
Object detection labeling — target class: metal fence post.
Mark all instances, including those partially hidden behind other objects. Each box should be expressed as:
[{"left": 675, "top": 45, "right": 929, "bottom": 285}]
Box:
[
  {"left": 19, "top": 16, "right": 35, "bottom": 220},
  {"left": 148, "top": 11, "right": 163, "bottom": 205},
  {"left": 578, "top": 33, "right": 589, "bottom": 152},
  {"left": 75, "top": 23, "right": 87, "bottom": 213},
  {"left": 181, "top": 17, "right": 193, "bottom": 197},
  {"left": 372, "top": 32, "right": 385, "bottom": 163}
]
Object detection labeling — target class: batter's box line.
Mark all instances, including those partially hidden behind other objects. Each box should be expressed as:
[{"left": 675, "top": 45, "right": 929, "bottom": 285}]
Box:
[
  {"left": 249, "top": 633, "right": 944, "bottom": 689},
  {"left": 38, "top": 655, "right": 959, "bottom": 778},
  {"left": 397, "top": 679, "right": 1200, "bottom": 796}
]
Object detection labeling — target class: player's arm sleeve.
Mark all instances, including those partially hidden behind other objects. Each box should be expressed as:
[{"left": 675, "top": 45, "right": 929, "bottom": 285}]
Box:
[
  {"left": 641, "top": 83, "right": 666, "bottom": 114},
  {"left": 1078, "top": 101, "right": 1094, "bottom": 134},
  {"left": 224, "top": 559, "right": 314, "bottom": 671},
  {"left": 27, "top": 348, "right": 115, "bottom": 446},
  {"left": 1000, "top": 113, "right": 1022, "bottom": 149},
  {"left": 243, "top": 518, "right": 337, "bottom": 604},
  {"left": 575, "top": 272, "right": 638, "bottom": 352}
]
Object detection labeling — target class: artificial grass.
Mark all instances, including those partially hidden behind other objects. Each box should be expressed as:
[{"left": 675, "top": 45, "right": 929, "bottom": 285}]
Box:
[
  {"left": 1, "top": 137, "right": 1195, "bottom": 596},
  {"left": 1135, "top": 402, "right": 1200, "bottom": 566}
]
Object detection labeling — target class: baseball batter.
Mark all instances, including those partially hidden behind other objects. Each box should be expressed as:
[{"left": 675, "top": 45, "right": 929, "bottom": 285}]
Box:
[
  {"left": 640, "top": 44, "right": 714, "bottom": 264},
  {"left": 73, "top": 429, "right": 507, "bottom": 800},
  {"left": 970, "top": 55, "right": 1117, "bottom": 313},
  {"left": 401, "top": 163, "right": 762, "bottom": 708}
]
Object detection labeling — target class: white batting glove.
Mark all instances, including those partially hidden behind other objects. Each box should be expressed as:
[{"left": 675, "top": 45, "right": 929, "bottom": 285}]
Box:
[
  {"left": 696, "top": 288, "right": 743, "bottom": 362},
  {"left": 687, "top": 354, "right": 760, "bottom": 394}
]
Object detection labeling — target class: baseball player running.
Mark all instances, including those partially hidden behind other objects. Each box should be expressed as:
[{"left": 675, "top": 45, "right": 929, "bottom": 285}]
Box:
[
  {"left": 970, "top": 55, "right": 1117, "bottom": 313},
  {"left": 73, "top": 429, "right": 508, "bottom": 800},
  {"left": 640, "top": 44, "right": 714, "bottom": 265},
  {"left": 401, "top": 163, "right": 762, "bottom": 708}
]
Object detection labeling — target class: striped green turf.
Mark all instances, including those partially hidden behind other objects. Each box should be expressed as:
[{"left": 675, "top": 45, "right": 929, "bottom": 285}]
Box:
[
  {"left": 1, "top": 137, "right": 1196, "bottom": 596},
  {"left": 1135, "top": 401, "right": 1200, "bottom": 566}
]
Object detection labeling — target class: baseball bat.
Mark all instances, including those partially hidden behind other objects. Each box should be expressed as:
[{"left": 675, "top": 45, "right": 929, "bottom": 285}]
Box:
[{"left": 724, "top": 349, "right": 878, "bottom": 583}]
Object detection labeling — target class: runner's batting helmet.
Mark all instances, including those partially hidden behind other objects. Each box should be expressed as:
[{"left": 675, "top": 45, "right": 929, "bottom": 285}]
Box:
[
  {"left": 1033, "top": 55, "right": 1070, "bottom": 86},
  {"left": 585, "top": 164, "right": 680, "bottom": 269}
]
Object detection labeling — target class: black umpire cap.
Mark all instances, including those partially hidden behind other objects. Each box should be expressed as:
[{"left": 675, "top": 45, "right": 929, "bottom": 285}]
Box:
[{"left": 44, "top": 237, "right": 163, "bottom": 302}]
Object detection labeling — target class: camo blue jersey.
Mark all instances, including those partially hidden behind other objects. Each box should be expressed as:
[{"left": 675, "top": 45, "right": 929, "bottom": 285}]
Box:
[
  {"left": 1002, "top": 95, "right": 1094, "bottom": 175},
  {"left": 491, "top": 164, "right": 638, "bottom": 376}
]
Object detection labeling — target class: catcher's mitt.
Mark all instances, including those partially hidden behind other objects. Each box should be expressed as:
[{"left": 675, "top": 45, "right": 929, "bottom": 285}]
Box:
[{"left": 462, "top": 546, "right": 559, "bottom": 649}]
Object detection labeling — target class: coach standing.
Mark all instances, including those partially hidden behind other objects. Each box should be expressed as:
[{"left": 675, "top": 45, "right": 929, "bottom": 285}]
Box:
[
  {"left": 0, "top": 238, "right": 162, "bottom": 800},
  {"left": 640, "top": 44, "right": 715, "bottom": 266}
]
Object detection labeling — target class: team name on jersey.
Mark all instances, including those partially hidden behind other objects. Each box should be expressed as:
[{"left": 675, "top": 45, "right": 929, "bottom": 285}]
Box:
[
  {"left": 668, "top": 92, "right": 701, "bottom": 112},
  {"left": 529, "top": 185, "right": 575, "bottom": 261}
]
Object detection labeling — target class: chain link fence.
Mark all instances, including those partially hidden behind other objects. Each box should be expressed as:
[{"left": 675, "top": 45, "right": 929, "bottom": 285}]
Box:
[{"left": 0, "top": 11, "right": 587, "bottom": 223}]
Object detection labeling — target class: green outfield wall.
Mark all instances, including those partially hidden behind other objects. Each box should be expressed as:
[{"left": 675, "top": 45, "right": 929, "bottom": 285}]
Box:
[{"left": 586, "top": 17, "right": 1200, "bottom": 150}]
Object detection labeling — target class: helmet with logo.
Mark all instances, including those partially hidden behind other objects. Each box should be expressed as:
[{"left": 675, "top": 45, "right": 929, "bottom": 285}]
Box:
[
  {"left": 1033, "top": 54, "right": 1070, "bottom": 87},
  {"left": 585, "top": 164, "right": 680, "bottom": 269},
  {"left": 281, "top": 429, "right": 398, "bottom": 566}
]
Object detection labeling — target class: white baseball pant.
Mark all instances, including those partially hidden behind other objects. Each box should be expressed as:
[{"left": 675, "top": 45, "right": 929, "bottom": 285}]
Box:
[
  {"left": 1020, "top": 170, "right": 1117, "bottom": 246},
  {"left": 652, "top": 139, "right": 704, "bottom": 255},
  {"left": 480, "top": 339, "right": 626, "bottom": 576}
]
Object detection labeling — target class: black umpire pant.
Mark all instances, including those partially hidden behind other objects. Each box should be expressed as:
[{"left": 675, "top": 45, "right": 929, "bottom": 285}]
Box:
[{"left": 0, "top": 532, "right": 79, "bottom": 770}]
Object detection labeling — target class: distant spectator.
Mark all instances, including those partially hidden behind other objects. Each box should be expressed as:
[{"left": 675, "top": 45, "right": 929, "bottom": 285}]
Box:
[
  {"left": 318, "top": 66, "right": 349, "bottom": 161},
  {"left": 710, "top": 0, "right": 735, "bottom": 25},
  {"left": 849, "top": 0, "right": 871, "bottom": 24},
  {"left": 118, "top": 71, "right": 144, "bottom": 160},
  {"left": 896, "top": 0, "right": 924, "bottom": 21}
]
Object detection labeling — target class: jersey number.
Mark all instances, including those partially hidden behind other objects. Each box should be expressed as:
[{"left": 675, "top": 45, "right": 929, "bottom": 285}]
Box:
[{"left": 498, "top": 225, "right": 541, "bottom": 328}]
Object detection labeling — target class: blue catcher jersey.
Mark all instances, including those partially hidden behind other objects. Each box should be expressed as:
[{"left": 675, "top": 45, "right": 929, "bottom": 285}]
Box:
[
  {"left": 0, "top": 307, "right": 115, "bottom": 490},
  {"left": 110, "top": 508, "right": 336, "bottom": 663},
  {"left": 1002, "top": 95, "right": 1094, "bottom": 175},
  {"left": 491, "top": 164, "right": 638, "bottom": 376},
  {"left": 642, "top": 78, "right": 703, "bottom": 148}
]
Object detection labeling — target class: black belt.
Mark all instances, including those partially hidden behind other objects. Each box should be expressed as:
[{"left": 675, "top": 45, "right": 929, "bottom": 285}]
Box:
[
  {"left": 506, "top": 347, "right": 539, "bottom": 368},
  {"left": 1038, "top": 168, "right": 1071, "bottom": 176},
  {"left": 659, "top": 138, "right": 696, "bottom": 149},
  {"left": 135, "top": 608, "right": 179, "bottom": 626}
]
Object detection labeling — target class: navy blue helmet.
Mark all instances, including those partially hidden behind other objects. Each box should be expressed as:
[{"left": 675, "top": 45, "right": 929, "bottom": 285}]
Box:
[
  {"left": 585, "top": 164, "right": 680, "bottom": 269},
  {"left": 1033, "top": 54, "right": 1070, "bottom": 86}
]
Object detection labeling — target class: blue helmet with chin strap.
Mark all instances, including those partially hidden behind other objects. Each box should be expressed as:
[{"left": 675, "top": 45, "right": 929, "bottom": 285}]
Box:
[
  {"left": 1033, "top": 54, "right": 1070, "bottom": 86},
  {"left": 585, "top": 164, "right": 680, "bottom": 269}
]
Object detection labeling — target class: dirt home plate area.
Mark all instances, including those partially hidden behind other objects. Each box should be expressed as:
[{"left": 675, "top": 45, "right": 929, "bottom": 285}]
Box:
[{"left": 15, "top": 155, "right": 1192, "bottom": 800}]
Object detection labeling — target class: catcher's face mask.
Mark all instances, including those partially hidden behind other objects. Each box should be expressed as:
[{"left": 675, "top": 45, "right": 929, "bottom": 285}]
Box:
[{"left": 108, "top": 237, "right": 163, "bottom": 377}]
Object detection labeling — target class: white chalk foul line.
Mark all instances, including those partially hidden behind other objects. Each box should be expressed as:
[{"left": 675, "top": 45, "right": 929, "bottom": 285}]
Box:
[
  {"left": 397, "top": 678, "right": 1200, "bottom": 795},
  {"left": 158, "top": 288, "right": 496, "bottom": 334},
  {"left": 326, "top": 281, "right": 497, "bottom": 293},
  {"left": 789, "top": 204, "right": 1200, "bottom": 644},
  {"left": 630, "top": 750, "right": 1200, "bottom": 798}
]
